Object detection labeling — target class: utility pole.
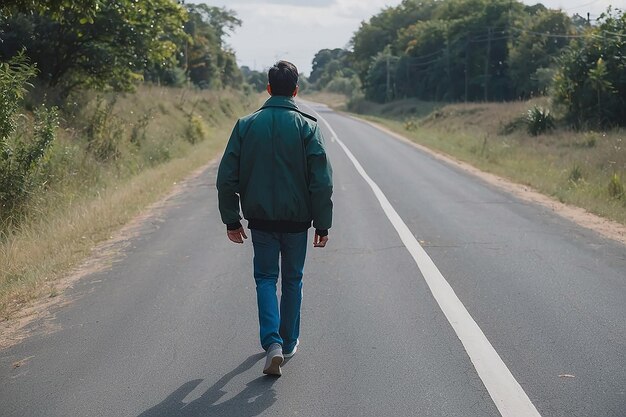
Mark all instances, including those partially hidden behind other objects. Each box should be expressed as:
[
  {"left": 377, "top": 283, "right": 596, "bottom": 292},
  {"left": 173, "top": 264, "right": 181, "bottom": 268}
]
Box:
[
  {"left": 484, "top": 27, "right": 492, "bottom": 102},
  {"left": 386, "top": 53, "right": 391, "bottom": 103},
  {"left": 406, "top": 59, "right": 410, "bottom": 98},
  {"left": 464, "top": 40, "right": 469, "bottom": 103},
  {"left": 508, "top": 0, "right": 513, "bottom": 44},
  {"left": 446, "top": 27, "right": 452, "bottom": 100},
  {"left": 185, "top": 39, "right": 190, "bottom": 88}
]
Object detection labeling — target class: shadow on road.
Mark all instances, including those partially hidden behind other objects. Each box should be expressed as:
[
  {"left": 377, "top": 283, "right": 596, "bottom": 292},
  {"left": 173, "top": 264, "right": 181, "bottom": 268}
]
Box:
[{"left": 138, "top": 353, "right": 278, "bottom": 417}]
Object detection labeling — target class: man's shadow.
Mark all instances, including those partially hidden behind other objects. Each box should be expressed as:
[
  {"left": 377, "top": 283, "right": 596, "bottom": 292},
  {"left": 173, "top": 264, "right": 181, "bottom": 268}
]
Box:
[{"left": 138, "top": 353, "right": 280, "bottom": 417}]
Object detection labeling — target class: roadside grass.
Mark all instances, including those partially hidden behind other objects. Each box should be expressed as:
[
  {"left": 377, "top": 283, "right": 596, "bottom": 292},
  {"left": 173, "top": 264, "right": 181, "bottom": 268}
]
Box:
[
  {"left": 306, "top": 93, "right": 626, "bottom": 226},
  {"left": 0, "top": 86, "right": 260, "bottom": 319}
]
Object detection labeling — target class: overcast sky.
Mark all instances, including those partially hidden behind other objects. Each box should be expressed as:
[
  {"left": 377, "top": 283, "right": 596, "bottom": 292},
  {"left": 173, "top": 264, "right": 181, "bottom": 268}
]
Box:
[{"left": 191, "top": 0, "right": 623, "bottom": 75}]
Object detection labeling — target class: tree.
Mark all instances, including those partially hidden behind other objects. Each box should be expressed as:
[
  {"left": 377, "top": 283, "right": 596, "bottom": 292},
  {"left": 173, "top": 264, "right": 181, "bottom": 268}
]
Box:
[
  {"left": 0, "top": 0, "right": 99, "bottom": 23},
  {"left": 390, "top": 0, "right": 523, "bottom": 102},
  {"left": 310, "top": 49, "right": 342, "bottom": 85},
  {"left": 183, "top": 4, "right": 242, "bottom": 89},
  {"left": 0, "top": 53, "right": 58, "bottom": 215},
  {"left": 554, "top": 8, "right": 625, "bottom": 128},
  {"left": 508, "top": 8, "right": 572, "bottom": 98},
  {"left": 364, "top": 47, "right": 399, "bottom": 102},
  {"left": 241, "top": 66, "right": 267, "bottom": 92},
  {"left": 350, "top": 0, "right": 439, "bottom": 82},
  {"left": 1, "top": 0, "right": 189, "bottom": 94},
  {"left": 309, "top": 48, "right": 357, "bottom": 93},
  {"left": 395, "top": 19, "right": 447, "bottom": 100}
]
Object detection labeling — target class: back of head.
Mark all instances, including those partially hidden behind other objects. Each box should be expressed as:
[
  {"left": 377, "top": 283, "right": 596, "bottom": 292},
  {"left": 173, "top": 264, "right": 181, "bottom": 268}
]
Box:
[{"left": 268, "top": 61, "right": 299, "bottom": 96}]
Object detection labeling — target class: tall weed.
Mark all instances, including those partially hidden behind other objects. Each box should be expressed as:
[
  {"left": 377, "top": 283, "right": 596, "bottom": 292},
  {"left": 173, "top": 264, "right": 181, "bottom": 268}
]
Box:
[
  {"left": 87, "top": 97, "right": 123, "bottom": 161},
  {"left": 0, "top": 54, "right": 58, "bottom": 219},
  {"left": 185, "top": 114, "right": 209, "bottom": 144},
  {"left": 608, "top": 174, "right": 624, "bottom": 199}
]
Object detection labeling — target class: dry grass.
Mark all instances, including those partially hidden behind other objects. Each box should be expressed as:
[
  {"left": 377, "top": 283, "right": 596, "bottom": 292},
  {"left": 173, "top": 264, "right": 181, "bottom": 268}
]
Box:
[{"left": 0, "top": 86, "right": 261, "bottom": 319}]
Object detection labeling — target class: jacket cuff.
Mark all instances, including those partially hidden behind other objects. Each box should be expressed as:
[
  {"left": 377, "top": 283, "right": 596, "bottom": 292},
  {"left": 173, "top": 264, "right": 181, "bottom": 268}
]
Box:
[
  {"left": 315, "top": 228, "right": 328, "bottom": 237},
  {"left": 227, "top": 221, "right": 242, "bottom": 231}
]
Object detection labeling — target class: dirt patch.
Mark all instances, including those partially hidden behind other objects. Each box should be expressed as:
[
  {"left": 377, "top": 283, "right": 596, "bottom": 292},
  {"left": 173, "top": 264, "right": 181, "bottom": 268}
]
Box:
[
  {"left": 354, "top": 116, "right": 626, "bottom": 246},
  {"left": 0, "top": 159, "right": 219, "bottom": 350}
]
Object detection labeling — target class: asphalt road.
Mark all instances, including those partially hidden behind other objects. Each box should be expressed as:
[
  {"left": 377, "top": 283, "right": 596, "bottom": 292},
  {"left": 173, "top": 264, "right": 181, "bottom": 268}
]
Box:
[{"left": 1, "top": 102, "right": 624, "bottom": 417}]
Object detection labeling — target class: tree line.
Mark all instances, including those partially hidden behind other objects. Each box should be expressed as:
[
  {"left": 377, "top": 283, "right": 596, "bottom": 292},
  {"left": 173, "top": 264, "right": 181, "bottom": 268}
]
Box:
[
  {"left": 0, "top": 0, "right": 251, "bottom": 218},
  {"left": 0, "top": 0, "right": 244, "bottom": 97},
  {"left": 310, "top": 0, "right": 625, "bottom": 128}
]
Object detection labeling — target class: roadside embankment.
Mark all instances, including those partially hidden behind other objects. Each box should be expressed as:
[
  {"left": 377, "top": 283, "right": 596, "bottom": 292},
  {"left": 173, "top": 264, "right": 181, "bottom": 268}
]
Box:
[{"left": 0, "top": 86, "right": 259, "bottom": 320}]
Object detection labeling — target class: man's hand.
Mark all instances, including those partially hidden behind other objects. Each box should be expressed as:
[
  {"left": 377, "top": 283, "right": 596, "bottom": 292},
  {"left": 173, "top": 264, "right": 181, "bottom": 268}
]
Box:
[
  {"left": 313, "top": 233, "right": 328, "bottom": 248},
  {"left": 227, "top": 227, "right": 248, "bottom": 244}
]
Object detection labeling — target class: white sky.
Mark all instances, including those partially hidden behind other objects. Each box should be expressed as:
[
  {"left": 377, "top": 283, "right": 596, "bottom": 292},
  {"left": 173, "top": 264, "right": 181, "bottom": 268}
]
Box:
[{"left": 191, "top": 0, "right": 623, "bottom": 75}]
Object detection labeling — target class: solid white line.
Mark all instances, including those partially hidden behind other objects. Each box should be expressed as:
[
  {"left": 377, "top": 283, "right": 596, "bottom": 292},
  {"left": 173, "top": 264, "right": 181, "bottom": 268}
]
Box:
[{"left": 311, "top": 107, "right": 541, "bottom": 417}]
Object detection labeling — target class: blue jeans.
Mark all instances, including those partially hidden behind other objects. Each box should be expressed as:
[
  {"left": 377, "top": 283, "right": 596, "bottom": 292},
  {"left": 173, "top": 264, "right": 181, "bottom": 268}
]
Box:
[{"left": 251, "top": 229, "right": 308, "bottom": 352}]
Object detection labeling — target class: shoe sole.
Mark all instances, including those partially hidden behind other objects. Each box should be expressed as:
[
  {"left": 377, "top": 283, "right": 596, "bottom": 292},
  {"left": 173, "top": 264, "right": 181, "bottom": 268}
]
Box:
[{"left": 263, "top": 355, "right": 284, "bottom": 376}]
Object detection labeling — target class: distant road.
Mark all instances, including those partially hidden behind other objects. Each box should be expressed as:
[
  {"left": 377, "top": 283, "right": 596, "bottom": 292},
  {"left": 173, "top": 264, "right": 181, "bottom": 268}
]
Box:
[{"left": 1, "top": 101, "right": 624, "bottom": 417}]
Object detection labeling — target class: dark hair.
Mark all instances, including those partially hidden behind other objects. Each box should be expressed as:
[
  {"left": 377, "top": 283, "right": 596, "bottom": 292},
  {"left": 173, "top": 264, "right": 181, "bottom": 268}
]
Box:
[{"left": 268, "top": 60, "right": 298, "bottom": 96}]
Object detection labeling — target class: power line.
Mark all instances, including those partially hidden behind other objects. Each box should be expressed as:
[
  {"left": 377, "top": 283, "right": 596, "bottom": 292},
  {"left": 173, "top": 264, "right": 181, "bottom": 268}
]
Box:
[
  {"left": 406, "top": 57, "right": 445, "bottom": 67},
  {"left": 471, "top": 35, "right": 509, "bottom": 43},
  {"left": 510, "top": 27, "right": 588, "bottom": 39},
  {"left": 403, "top": 49, "right": 444, "bottom": 62},
  {"left": 511, "top": 26, "right": 624, "bottom": 40},
  {"left": 564, "top": 0, "right": 603, "bottom": 11},
  {"left": 395, "top": 24, "right": 621, "bottom": 71}
]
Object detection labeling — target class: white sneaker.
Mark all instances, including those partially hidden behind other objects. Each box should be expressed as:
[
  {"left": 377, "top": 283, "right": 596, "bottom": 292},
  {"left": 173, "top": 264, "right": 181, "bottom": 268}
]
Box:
[
  {"left": 263, "top": 343, "right": 284, "bottom": 376},
  {"left": 283, "top": 339, "right": 300, "bottom": 358}
]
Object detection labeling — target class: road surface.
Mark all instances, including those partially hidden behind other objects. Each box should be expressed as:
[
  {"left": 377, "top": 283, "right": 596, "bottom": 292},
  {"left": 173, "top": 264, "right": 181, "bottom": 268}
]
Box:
[{"left": 1, "top": 102, "right": 624, "bottom": 417}]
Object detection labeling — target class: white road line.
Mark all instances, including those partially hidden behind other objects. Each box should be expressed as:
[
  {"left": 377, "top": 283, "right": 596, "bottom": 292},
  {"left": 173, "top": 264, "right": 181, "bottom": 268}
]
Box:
[{"left": 311, "top": 106, "right": 541, "bottom": 417}]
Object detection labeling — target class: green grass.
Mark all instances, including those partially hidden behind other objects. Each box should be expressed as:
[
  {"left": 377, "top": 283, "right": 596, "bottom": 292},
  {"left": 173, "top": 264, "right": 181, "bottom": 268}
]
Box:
[{"left": 0, "top": 86, "right": 261, "bottom": 319}]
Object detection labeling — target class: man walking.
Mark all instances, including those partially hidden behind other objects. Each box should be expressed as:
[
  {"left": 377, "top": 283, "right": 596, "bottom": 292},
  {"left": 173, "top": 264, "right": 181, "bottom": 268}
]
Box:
[{"left": 216, "top": 61, "right": 333, "bottom": 376}]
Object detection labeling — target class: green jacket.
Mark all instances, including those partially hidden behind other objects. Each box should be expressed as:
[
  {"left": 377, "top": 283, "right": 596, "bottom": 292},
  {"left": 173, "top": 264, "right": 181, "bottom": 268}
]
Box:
[{"left": 216, "top": 96, "right": 333, "bottom": 234}]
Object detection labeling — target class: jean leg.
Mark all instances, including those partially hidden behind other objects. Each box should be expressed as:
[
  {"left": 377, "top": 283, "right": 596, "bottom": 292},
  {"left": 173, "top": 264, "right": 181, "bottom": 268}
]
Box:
[
  {"left": 279, "top": 231, "right": 308, "bottom": 353},
  {"left": 251, "top": 230, "right": 282, "bottom": 350}
]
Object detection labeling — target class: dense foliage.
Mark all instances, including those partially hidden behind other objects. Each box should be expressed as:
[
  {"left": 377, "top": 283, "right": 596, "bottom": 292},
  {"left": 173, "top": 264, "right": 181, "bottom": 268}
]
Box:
[
  {"left": 311, "top": 0, "right": 625, "bottom": 128},
  {"left": 241, "top": 66, "right": 269, "bottom": 93},
  {"left": 0, "top": 1, "right": 242, "bottom": 94},
  {"left": 1, "top": 0, "right": 100, "bottom": 22},
  {"left": 0, "top": 1, "right": 245, "bottom": 219},
  {"left": 553, "top": 8, "right": 626, "bottom": 128},
  {"left": 0, "top": 53, "right": 58, "bottom": 215},
  {"left": 180, "top": 4, "right": 242, "bottom": 89}
]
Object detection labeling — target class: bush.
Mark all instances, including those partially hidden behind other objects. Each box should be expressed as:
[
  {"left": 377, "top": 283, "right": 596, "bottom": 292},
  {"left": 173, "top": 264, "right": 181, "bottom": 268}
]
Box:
[
  {"left": 86, "top": 97, "right": 123, "bottom": 161},
  {"left": 608, "top": 173, "right": 624, "bottom": 199},
  {"left": 185, "top": 114, "right": 208, "bottom": 144},
  {"left": 553, "top": 8, "right": 625, "bottom": 128},
  {"left": 0, "top": 52, "right": 36, "bottom": 142},
  {"left": 404, "top": 119, "right": 418, "bottom": 131},
  {"left": 0, "top": 53, "right": 58, "bottom": 216},
  {"left": 130, "top": 111, "right": 153, "bottom": 147},
  {"left": 526, "top": 105, "right": 555, "bottom": 136},
  {"left": 325, "top": 75, "right": 361, "bottom": 97},
  {"left": 500, "top": 116, "right": 527, "bottom": 135},
  {"left": 568, "top": 165, "right": 583, "bottom": 184},
  {"left": 0, "top": 105, "right": 59, "bottom": 215},
  {"left": 160, "top": 67, "right": 187, "bottom": 88}
]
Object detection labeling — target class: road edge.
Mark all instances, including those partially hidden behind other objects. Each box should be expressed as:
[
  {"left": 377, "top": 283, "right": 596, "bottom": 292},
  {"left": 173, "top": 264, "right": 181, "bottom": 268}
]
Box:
[{"left": 0, "top": 158, "right": 220, "bottom": 351}]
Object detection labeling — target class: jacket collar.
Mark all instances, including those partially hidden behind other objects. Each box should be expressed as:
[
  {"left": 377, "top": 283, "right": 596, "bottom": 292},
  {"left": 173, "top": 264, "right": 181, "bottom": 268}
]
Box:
[{"left": 261, "top": 95, "right": 298, "bottom": 110}]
